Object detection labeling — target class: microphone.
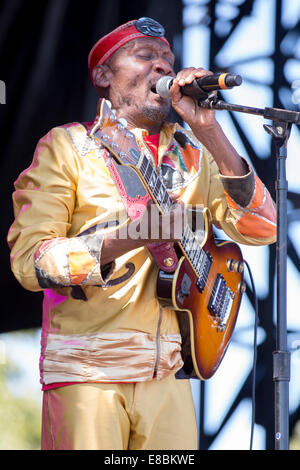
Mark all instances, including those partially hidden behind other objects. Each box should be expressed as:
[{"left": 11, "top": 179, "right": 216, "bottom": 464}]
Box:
[{"left": 156, "top": 73, "right": 242, "bottom": 99}]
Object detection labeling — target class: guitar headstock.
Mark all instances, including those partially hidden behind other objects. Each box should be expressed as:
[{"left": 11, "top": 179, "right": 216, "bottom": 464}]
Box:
[{"left": 88, "top": 98, "right": 141, "bottom": 166}]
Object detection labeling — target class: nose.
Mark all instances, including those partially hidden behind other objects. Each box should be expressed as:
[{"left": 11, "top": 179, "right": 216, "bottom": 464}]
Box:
[{"left": 153, "top": 58, "right": 174, "bottom": 77}]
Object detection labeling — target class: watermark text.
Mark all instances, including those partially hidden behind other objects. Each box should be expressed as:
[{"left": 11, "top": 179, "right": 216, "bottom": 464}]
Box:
[{"left": 0, "top": 80, "right": 6, "bottom": 104}]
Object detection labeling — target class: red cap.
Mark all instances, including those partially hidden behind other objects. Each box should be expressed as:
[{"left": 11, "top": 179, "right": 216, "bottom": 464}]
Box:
[{"left": 88, "top": 17, "right": 170, "bottom": 85}]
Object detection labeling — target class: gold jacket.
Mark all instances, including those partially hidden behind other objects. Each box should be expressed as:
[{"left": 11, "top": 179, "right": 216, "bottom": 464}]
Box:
[{"left": 7, "top": 116, "right": 276, "bottom": 386}]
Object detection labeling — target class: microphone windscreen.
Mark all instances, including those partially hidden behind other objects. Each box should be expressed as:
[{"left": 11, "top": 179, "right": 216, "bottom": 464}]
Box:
[{"left": 156, "top": 76, "right": 173, "bottom": 98}]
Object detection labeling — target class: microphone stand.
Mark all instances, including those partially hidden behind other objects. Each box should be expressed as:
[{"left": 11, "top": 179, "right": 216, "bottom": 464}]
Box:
[{"left": 198, "top": 95, "right": 299, "bottom": 450}]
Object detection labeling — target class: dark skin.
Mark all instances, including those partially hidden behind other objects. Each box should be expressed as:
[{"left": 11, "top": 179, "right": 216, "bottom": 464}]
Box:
[
  {"left": 93, "top": 38, "right": 175, "bottom": 134},
  {"left": 92, "top": 37, "right": 248, "bottom": 265}
]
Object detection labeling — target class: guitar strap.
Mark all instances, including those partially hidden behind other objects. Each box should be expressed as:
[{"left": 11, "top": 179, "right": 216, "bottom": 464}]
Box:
[{"left": 86, "top": 124, "right": 179, "bottom": 273}]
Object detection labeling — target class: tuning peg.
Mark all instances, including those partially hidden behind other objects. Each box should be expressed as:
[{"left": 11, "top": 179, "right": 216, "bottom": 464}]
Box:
[{"left": 118, "top": 118, "right": 128, "bottom": 128}]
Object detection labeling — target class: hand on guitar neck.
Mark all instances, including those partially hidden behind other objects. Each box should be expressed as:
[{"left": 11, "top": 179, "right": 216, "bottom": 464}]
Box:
[{"left": 101, "top": 198, "right": 185, "bottom": 266}]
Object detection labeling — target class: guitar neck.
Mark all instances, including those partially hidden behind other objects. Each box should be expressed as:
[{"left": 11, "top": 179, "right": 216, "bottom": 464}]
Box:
[
  {"left": 139, "top": 154, "right": 173, "bottom": 214},
  {"left": 138, "top": 154, "right": 212, "bottom": 280}
]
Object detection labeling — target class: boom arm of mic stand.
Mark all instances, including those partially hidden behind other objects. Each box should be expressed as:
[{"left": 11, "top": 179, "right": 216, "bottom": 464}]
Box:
[
  {"left": 198, "top": 96, "right": 300, "bottom": 124},
  {"left": 199, "top": 95, "right": 299, "bottom": 450}
]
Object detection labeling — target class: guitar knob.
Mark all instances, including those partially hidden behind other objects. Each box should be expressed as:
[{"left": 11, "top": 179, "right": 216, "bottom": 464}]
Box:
[
  {"left": 234, "top": 261, "right": 244, "bottom": 273},
  {"left": 238, "top": 281, "right": 246, "bottom": 293},
  {"left": 227, "top": 259, "right": 234, "bottom": 272},
  {"left": 227, "top": 259, "right": 244, "bottom": 273}
]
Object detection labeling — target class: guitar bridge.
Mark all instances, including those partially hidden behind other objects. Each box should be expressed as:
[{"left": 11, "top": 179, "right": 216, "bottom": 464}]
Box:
[{"left": 208, "top": 274, "right": 235, "bottom": 331}]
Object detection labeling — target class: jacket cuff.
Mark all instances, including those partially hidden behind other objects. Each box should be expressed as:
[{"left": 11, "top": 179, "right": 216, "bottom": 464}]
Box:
[
  {"left": 34, "top": 230, "right": 115, "bottom": 289},
  {"left": 219, "top": 159, "right": 255, "bottom": 208}
]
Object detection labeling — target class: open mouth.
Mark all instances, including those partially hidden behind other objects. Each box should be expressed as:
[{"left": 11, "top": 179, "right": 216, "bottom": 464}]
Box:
[{"left": 150, "top": 84, "right": 158, "bottom": 94}]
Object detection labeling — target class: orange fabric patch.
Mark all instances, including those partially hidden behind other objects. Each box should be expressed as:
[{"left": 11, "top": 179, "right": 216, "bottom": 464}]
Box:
[
  {"left": 182, "top": 144, "right": 201, "bottom": 174},
  {"left": 235, "top": 213, "right": 276, "bottom": 238},
  {"left": 224, "top": 192, "right": 276, "bottom": 238},
  {"left": 249, "top": 175, "right": 265, "bottom": 209},
  {"left": 253, "top": 189, "right": 276, "bottom": 222},
  {"left": 224, "top": 176, "right": 277, "bottom": 239},
  {"left": 224, "top": 193, "right": 240, "bottom": 211},
  {"left": 69, "top": 251, "right": 97, "bottom": 285}
]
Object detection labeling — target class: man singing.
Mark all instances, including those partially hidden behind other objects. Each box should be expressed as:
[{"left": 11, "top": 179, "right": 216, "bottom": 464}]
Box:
[{"left": 8, "top": 17, "right": 276, "bottom": 450}]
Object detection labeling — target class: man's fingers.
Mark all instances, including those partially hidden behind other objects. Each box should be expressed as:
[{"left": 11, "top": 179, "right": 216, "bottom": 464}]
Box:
[{"left": 169, "top": 192, "right": 180, "bottom": 203}]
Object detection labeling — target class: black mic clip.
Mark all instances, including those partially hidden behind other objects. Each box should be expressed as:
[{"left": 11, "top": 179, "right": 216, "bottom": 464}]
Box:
[{"left": 197, "top": 92, "right": 222, "bottom": 107}]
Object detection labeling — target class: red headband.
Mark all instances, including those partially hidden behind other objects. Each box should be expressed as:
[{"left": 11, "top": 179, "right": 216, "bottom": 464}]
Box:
[{"left": 88, "top": 17, "right": 170, "bottom": 85}]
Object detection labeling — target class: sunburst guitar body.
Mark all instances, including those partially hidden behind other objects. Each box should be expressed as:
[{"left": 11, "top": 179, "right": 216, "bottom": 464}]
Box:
[{"left": 156, "top": 207, "right": 245, "bottom": 380}]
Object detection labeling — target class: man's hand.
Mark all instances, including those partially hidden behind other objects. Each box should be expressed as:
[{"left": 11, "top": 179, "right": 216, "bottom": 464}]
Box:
[
  {"left": 169, "top": 67, "right": 248, "bottom": 177},
  {"left": 169, "top": 67, "right": 218, "bottom": 138},
  {"left": 100, "top": 199, "right": 186, "bottom": 266},
  {"left": 133, "top": 199, "right": 185, "bottom": 244}
]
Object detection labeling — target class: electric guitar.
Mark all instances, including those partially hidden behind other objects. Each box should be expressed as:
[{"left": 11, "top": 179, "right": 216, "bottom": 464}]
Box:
[{"left": 88, "top": 98, "right": 245, "bottom": 380}]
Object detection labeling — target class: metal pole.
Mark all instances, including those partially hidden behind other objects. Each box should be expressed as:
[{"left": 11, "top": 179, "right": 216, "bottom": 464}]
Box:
[{"left": 272, "top": 122, "right": 291, "bottom": 450}]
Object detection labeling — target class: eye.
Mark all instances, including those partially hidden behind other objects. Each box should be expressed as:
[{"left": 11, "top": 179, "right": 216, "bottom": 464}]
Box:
[
  {"left": 138, "top": 54, "right": 153, "bottom": 60},
  {"left": 137, "top": 49, "right": 153, "bottom": 60}
]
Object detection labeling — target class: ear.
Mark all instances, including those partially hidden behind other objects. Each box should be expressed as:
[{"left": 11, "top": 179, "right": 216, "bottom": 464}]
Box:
[{"left": 92, "top": 64, "right": 111, "bottom": 88}]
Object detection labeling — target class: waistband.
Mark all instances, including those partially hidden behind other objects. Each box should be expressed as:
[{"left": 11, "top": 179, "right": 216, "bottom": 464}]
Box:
[{"left": 40, "top": 330, "right": 183, "bottom": 385}]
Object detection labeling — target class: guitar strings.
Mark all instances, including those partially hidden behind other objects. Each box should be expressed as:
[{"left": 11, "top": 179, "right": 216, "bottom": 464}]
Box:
[{"left": 140, "top": 157, "right": 225, "bottom": 296}]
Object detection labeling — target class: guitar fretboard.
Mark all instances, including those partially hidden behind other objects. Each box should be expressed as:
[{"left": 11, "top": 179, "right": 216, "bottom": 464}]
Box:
[
  {"left": 139, "top": 154, "right": 212, "bottom": 280},
  {"left": 139, "top": 155, "right": 173, "bottom": 214}
]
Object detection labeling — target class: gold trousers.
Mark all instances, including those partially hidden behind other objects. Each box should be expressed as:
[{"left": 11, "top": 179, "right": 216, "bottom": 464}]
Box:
[{"left": 41, "top": 375, "right": 198, "bottom": 450}]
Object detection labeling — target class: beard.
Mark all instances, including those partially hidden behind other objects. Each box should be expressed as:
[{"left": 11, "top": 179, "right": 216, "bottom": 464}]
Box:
[
  {"left": 140, "top": 103, "right": 171, "bottom": 124},
  {"left": 111, "top": 88, "right": 172, "bottom": 129}
]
